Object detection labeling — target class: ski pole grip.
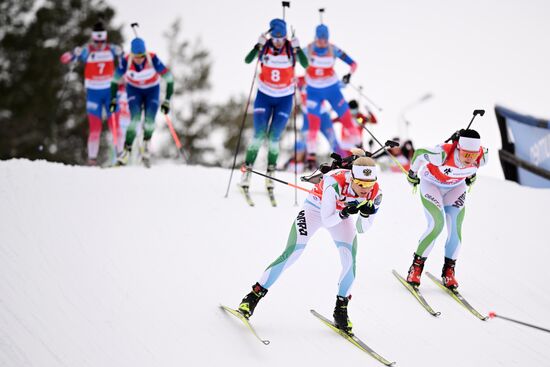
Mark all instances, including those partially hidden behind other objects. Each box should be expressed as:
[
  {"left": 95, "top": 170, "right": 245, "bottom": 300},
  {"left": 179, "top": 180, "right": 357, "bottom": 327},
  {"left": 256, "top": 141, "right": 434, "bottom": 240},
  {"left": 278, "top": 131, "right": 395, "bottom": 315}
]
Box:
[{"left": 473, "top": 109, "right": 485, "bottom": 117}]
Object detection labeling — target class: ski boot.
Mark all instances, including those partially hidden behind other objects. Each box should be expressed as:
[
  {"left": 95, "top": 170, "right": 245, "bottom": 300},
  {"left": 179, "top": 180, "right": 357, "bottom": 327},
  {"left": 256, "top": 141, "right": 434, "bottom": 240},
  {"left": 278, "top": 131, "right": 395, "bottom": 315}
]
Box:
[
  {"left": 333, "top": 295, "right": 353, "bottom": 333},
  {"left": 406, "top": 253, "right": 427, "bottom": 288},
  {"left": 140, "top": 140, "right": 151, "bottom": 168},
  {"left": 87, "top": 158, "right": 98, "bottom": 166},
  {"left": 266, "top": 164, "right": 275, "bottom": 190},
  {"left": 116, "top": 146, "right": 131, "bottom": 166},
  {"left": 238, "top": 164, "right": 253, "bottom": 189},
  {"left": 442, "top": 257, "right": 459, "bottom": 289},
  {"left": 238, "top": 282, "right": 268, "bottom": 319}
]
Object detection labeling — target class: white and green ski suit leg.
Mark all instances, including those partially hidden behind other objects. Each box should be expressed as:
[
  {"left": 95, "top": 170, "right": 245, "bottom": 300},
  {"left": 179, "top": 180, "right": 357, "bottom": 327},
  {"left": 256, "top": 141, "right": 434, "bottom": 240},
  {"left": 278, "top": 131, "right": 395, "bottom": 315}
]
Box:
[
  {"left": 415, "top": 180, "right": 467, "bottom": 260},
  {"left": 259, "top": 201, "right": 359, "bottom": 297}
]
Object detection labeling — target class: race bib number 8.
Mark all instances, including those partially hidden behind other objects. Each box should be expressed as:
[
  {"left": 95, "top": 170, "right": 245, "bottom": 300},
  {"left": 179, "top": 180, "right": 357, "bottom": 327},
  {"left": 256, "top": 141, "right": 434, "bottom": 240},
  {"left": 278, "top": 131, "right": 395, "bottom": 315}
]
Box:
[{"left": 271, "top": 69, "right": 280, "bottom": 82}]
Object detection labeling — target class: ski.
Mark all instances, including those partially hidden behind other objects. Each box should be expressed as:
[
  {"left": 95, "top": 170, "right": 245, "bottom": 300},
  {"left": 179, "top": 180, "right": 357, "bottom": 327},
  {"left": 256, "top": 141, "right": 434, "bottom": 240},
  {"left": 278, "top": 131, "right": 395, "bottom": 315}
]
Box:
[
  {"left": 220, "top": 305, "right": 270, "bottom": 345},
  {"left": 267, "top": 187, "right": 277, "bottom": 207},
  {"left": 310, "top": 309, "right": 396, "bottom": 366},
  {"left": 392, "top": 269, "right": 441, "bottom": 317},
  {"left": 425, "top": 272, "right": 488, "bottom": 321},
  {"left": 238, "top": 185, "right": 255, "bottom": 207}
]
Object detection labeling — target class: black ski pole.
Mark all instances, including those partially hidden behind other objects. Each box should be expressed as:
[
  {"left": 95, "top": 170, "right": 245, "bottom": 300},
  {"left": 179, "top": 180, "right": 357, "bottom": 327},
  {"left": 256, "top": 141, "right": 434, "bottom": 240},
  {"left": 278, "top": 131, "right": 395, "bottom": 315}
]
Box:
[
  {"left": 245, "top": 166, "right": 315, "bottom": 195},
  {"left": 244, "top": 166, "right": 368, "bottom": 209},
  {"left": 348, "top": 83, "right": 383, "bottom": 112},
  {"left": 445, "top": 109, "right": 485, "bottom": 143},
  {"left": 488, "top": 312, "right": 550, "bottom": 334},
  {"left": 369, "top": 140, "right": 400, "bottom": 157},
  {"left": 358, "top": 123, "right": 408, "bottom": 175},
  {"left": 130, "top": 22, "right": 140, "bottom": 37},
  {"left": 466, "top": 109, "right": 485, "bottom": 130},
  {"left": 224, "top": 59, "right": 260, "bottom": 198},
  {"left": 282, "top": 1, "right": 290, "bottom": 20}
]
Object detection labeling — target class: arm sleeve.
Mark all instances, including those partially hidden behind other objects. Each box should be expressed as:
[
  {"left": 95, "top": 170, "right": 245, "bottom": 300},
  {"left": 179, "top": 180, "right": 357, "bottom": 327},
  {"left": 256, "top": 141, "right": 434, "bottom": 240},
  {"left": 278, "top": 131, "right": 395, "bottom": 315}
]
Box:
[
  {"left": 410, "top": 145, "right": 446, "bottom": 172},
  {"left": 162, "top": 71, "right": 174, "bottom": 100},
  {"left": 110, "top": 44, "right": 124, "bottom": 67},
  {"left": 296, "top": 48, "right": 309, "bottom": 68},
  {"left": 110, "top": 59, "right": 126, "bottom": 99},
  {"left": 110, "top": 81, "right": 118, "bottom": 100},
  {"left": 152, "top": 54, "right": 168, "bottom": 75},
  {"left": 244, "top": 46, "right": 260, "bottom": 64},
  {"left": 333, "top": 45, "right": 355, "bottom": 66},
  {"left": 77, "top": 46, "right": 89, "bottom": 63},
  {"left": 356, "top": 192, "right": 382, "bottom": 234},
  {"left": 320, "top": 178, "right": 343, "bottom": 228},
  {"left": 114, "top": 57, "right": 127, "bottom": 79}
]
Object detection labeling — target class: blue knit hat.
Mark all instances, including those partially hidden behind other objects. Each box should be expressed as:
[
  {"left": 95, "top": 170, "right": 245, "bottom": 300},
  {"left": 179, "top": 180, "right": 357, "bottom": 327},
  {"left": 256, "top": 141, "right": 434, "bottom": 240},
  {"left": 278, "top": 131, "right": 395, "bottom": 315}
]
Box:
[
  {"left": 131, "top": 38, "right": 146, "bottom": 54},
  {"left": 315, "top": 24, "right": 329, "bottom": 40},
  {"left": 269, "top": 18, "right": 287, "bottom": 38}
]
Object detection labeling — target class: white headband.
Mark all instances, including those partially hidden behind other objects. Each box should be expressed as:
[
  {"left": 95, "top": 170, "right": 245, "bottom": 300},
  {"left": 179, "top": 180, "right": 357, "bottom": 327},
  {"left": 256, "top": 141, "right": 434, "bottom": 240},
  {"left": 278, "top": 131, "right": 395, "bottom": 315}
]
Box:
[
  {"left": 352, "top": 164, "right": 377, "bottom": 181},
  {"left": 458, "top": 136, "right": 481, "bottom": 152},
  {"left": 92, "top": 31, "right": 107, "bottom": 41}
]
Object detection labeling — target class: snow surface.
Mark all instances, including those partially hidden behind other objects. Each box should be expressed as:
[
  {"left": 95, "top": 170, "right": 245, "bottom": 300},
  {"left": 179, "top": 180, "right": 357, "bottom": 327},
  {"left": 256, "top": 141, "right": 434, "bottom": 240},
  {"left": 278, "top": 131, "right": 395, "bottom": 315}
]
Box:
[{"left": 1, "top": 159, "right": 550, "bottom": 367}]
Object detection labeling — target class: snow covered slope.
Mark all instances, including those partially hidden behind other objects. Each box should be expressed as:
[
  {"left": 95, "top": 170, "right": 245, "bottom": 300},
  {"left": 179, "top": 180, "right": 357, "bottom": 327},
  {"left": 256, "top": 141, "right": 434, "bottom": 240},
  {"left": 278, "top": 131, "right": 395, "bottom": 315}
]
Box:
[{"left": 1, "top": 160, "right": 549, "bottom": 367}]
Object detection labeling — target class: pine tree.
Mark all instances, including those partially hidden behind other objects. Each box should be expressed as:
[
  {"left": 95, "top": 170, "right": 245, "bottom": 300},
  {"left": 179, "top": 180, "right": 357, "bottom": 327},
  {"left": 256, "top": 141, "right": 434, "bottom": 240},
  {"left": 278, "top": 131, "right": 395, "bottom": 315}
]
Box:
[
  {"left": 209, "top": 96, "right": 254, "bottom": 167},
  {"left": 0, "top": 0, "right": 123, "bottom": 164},
  {"left": 160, "top": 18, "right": 214, "bottom": 165}
]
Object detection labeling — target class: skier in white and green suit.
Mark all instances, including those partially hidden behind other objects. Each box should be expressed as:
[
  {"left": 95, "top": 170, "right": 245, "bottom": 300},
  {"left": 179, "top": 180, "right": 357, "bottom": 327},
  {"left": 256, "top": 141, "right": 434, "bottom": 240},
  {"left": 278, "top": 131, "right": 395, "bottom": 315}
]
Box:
[
  {"left": 236, "top": 151, "right": 383, "bottom": 333},
  {"left": 405, "top": 129, "right": 488, "bottom": 289}
]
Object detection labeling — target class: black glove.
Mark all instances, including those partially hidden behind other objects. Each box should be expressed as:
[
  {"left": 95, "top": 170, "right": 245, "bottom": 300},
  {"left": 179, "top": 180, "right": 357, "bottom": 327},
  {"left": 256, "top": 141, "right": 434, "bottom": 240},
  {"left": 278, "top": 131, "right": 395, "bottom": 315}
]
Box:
[
  {"left": 339, "top": 204, "right": 359, "bottom": 219},
  {"left": 359, "top": 202, "right": 376, "bottom": 217},
  {"left": 109, "top": 98, "right": 117, "bottom": 113},
  {"left": 160, "top": 100, "right": 170, "bottom": 115},
  {"left": 465, "top": 173, "right": 477, "bottom": 186},
  {"left": 342, "top": 73, "right": 351, "bottom": 84},
  {"left": 407, "top": 170, "right": 420, "bottom": 187}
]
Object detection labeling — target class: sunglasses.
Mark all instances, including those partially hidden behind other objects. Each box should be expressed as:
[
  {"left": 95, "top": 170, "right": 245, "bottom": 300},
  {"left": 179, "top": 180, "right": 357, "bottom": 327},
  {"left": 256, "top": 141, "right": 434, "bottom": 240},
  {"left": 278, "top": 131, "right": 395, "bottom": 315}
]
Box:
[
  {"left": 459, "top": 149, "right": 480, "bottom": 159},
  {"left": 272, "top": 37, "right": 285, "bottom": 43},
  {"left": 133, "top": 53, "right": 146, "bottom": 58},
  {"left": 352, "top": 178, "right": 376, "bottom": 188}
]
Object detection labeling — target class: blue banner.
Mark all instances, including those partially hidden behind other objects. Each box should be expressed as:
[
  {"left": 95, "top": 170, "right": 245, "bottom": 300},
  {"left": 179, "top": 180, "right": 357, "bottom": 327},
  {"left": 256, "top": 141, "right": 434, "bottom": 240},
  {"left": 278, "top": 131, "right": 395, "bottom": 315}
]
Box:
[{"left": 496, "top": 106, "right": 550, "bottom": 188}]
